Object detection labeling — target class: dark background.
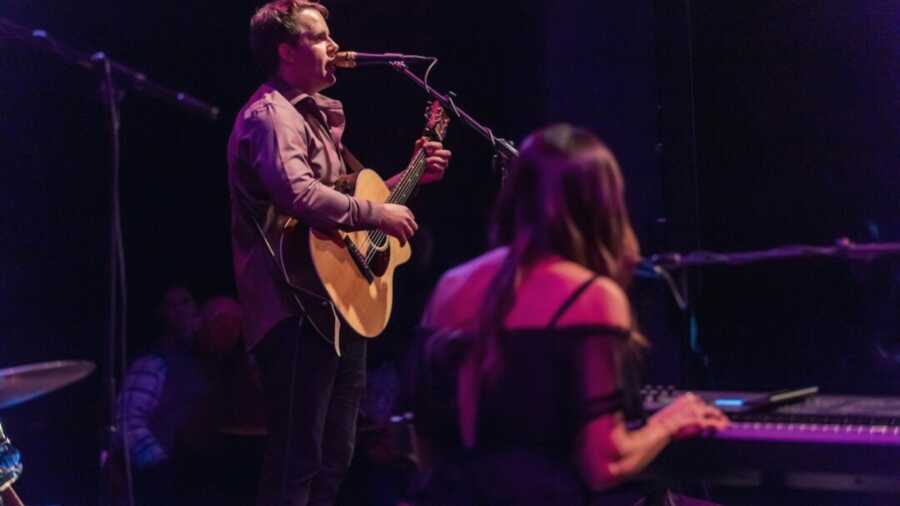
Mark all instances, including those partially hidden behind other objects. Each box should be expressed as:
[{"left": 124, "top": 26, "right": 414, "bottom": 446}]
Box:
[{"left": 1, "top": 0, "right": 898, "bottom": 503}]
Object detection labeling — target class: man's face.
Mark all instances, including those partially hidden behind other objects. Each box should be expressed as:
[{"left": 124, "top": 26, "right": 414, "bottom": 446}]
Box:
[
  {"left": 280, "top": 8, "right": 339, "bottom": 93},
  {"left": 161, "top": 287, "right": 202, "bottom": 339}
]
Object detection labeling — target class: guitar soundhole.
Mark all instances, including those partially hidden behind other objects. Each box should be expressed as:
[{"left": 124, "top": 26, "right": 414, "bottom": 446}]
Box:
[{"left": 367, "top": 245, "right": 390, "bottom": 277}]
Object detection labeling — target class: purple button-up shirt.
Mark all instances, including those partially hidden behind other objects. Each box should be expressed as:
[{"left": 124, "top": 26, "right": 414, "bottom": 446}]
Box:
[{"left": 227, "top": 80, "right": 384, "bottom": 350}]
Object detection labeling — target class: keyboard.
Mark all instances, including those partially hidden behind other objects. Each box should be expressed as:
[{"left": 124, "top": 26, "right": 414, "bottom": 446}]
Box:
[
  {"left": 641, "top": 385, "right": 900, "bottom": 446},
  {"left": 641, "top": 386, "right": 900, "bottom": 492}
]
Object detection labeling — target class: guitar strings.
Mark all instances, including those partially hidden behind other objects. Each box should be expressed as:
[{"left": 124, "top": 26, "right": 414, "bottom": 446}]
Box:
[
  {"left": 359, "top": 119, "right": 448, "bottom": 267},
  {"left": 363, "top": 146, "right": 429, "bottom": 259},
  {"left": 362, "top": 152, "right": 425, "bottom": 252},
  {"left": 362, "top": 148, "right": 428, "bottom": 262}
]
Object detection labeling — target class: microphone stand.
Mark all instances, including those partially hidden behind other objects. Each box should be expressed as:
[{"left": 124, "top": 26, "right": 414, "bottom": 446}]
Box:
[
  {"left": 648, "top": 240, "right": 900, "bottom": 270},
  {"left": 644, "top": 239, "right": 900, "bottom": 386},
  {"left": 2, "top": 17, "right": 220, "bottom": 506},
  {"left": 0, "top": 18, "right": 220, "bottom": 120},
  {"left": 389, "top": 62, "right": 518, "bottom": 178},
  {"left": 642, "top": 238, "right": 900, "bottom": 312}
]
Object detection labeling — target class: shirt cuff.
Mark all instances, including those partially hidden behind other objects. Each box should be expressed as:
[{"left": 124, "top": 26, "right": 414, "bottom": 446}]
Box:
[{"left": 356, "top": 198, "right": 385, "bottom": 229}]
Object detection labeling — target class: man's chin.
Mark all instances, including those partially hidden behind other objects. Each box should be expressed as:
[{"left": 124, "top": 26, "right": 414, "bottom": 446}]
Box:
[{"left": 308, "top": 73, "right": 336, "bottom": 94}]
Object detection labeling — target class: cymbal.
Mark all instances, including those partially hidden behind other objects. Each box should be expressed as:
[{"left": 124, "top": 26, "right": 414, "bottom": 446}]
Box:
[{"left": 0, "top": 360, "right": 95, "bottom": 410}]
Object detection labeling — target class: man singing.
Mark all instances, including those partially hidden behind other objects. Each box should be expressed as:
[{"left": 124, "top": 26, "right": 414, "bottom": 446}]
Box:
[{"left": 226, "top": 1, "right": 451, "bottom": 505}]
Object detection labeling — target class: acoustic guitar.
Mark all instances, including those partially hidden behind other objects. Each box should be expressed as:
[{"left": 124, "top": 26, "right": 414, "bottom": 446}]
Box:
[{"left": 278, "top": 101, "right": 450, "bottom": 338}]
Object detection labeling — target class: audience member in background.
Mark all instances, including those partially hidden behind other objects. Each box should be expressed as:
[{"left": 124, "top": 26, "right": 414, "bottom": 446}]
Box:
[
  {"left": 413, "top": 124, "right": 729, "bottom": 505},
  {"left": 202, "top": 294, "right": 269, "bottom": 504},
  {"left": 114, "top": 285, "right": 225, "bottom": 505},
  {"left": 201, "top": 295, "right": 266, "bottom": 432}
]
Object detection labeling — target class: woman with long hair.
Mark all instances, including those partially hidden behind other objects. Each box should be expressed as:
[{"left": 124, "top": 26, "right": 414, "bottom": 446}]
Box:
[{"left": 413, "top": 124, "right": 728, "bottom": 504}]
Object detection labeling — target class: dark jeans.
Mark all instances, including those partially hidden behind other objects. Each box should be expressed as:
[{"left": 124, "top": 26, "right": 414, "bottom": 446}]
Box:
[
  {"left": 254, "top": 317, "right": 367, "bottom": 506},
  {"left": 131, "top": 462, "right": 178, "bottom": 506},
  {"left": 132, "top": 455, "right": 230, "bottom": 506}
]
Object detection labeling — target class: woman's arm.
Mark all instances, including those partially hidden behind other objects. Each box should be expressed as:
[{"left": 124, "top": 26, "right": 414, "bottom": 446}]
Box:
[
  {"left": 567, "top": 276, "right": 728, "bottom": 490},
  {"left": 576, "top": 413, "right": 668, "bottom": 490},
  {"left": 577, "top": 393, "right": 727, "bottom": 491}
]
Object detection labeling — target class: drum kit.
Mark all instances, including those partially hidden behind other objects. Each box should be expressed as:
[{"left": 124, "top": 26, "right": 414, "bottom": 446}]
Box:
[{"left": 0, "top": 360, "right": 95, "bottom": 506}]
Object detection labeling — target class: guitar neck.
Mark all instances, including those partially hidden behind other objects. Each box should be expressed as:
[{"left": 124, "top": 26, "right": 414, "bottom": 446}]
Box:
[
  {"left": 387, "top": 101, "right": 450, "bottom": 206},
  {"left": 387, "top": 149, "right": 429, "bottom": 206}
]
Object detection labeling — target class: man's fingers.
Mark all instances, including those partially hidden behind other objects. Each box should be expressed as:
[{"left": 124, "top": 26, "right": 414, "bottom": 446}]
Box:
[
  {"left": 400, "top": 215, "right": 418, "bottom": 241},
  {"left": 409, "top": 216, "right": 419, "bottom": 234},
  {"left": 429, "top": 148, "right": 452, "bottom": 158}
]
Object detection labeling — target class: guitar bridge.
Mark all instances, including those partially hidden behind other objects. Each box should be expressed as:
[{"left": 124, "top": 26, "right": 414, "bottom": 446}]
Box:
[{"left": 343, "top": 236, "right": 375, "bottom": 284}]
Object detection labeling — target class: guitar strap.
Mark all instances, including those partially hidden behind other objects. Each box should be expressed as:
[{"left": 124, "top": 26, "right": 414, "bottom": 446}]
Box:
[
  {"left": 237, "top": 94, "right": 381, "bottom": 354},
  {"left": 236, "top": 144, "right": 371, "bottom": 356},
  {"left": 341, "top": 145, "right": 366, "bottom": 174},
  {"left": 235, "top": 190, "right": 343, "bottom": 355}
]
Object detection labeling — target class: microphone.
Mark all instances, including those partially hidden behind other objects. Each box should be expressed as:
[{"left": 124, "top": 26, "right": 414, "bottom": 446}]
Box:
[{"left": 334, "top": 51, "right": 433, "bottom": 68}]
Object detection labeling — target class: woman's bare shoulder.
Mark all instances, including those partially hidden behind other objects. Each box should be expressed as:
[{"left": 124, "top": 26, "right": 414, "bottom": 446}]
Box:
[
  {"left": 536, "top": 260, "right": 630, "bottom": 328},
  {"left": 571, "top": 276, "right": 630, "bottom": 328},
  {"left": 440, "top": 247, "right": 508, "bottom": 284},
  {"left": 422, "top": 247, "right": 508, "bottom": 329}
]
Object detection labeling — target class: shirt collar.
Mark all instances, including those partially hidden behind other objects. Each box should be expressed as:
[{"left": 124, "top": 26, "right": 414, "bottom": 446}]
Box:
[{"left": 266, "top": 78, "right": 345, "bottom": 130}]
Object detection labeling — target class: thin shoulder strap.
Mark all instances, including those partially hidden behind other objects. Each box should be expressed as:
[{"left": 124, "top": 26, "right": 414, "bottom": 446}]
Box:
[{"left": 547, "top": 274, "right": 601, "bottom": 329}]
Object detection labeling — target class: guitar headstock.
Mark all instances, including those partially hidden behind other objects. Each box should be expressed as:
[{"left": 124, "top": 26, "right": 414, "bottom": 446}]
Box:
[{"left": 423, "top": 100, "right": 450, "bottom": 141}]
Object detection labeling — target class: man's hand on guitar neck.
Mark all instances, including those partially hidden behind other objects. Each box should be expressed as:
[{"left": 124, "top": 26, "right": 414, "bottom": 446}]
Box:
[
  {"left": 385, "top": 138, "right": 453, "bottom": 188},
  {"left": 418, "top": 138, "right": 452, "bottom": 184},
  {"left": 377, "top": 137, "right": 448, "bottom": 244},
  {"left": 379, "top": 203, "right": 418, "bottom": 245}
]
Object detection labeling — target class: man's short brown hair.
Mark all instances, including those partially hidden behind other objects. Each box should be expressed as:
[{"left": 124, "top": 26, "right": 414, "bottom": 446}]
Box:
[{"left": 249, "top": 1, "right": 329, "bottom": 77}]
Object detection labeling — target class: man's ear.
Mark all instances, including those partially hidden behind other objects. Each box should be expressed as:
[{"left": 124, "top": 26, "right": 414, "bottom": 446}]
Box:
[{"left": 278, "top": 42, "right": 294, "bottom": 64}]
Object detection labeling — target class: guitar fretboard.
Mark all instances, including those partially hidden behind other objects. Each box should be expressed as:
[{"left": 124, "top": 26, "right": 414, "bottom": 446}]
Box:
[
  {"left": 388, "top": 149, "right": 429, "bottom": 205},
  {"left": 365, "top": 111, "right": 449, "bottom": 253}
]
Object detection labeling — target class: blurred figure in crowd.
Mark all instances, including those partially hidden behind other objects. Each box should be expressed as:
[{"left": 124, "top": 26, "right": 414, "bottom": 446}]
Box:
[{"left": 113, "top": 285, "right": 230, "bottom": 505}]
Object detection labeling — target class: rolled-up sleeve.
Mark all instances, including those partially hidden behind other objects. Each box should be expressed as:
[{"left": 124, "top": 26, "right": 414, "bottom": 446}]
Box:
[
  {"left": 241, "top": 102, "right": 383, "bottom": 230},
  {"left": 118, "top": 355, "right": 167, "bottom": 468}
]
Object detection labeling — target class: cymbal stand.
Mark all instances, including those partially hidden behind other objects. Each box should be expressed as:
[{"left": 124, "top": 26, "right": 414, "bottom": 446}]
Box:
[{"left": 1, "top": 17, "right": 219, "bottom": 506}]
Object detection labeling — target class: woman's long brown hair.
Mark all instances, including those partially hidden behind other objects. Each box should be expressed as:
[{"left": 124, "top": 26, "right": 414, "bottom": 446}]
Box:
[{"left": 458, "top": 125, "right": 644, "bottom": 445}]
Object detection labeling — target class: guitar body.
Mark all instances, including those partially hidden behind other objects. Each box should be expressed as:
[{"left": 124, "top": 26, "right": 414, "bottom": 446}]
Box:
[
  {"left": 279, "top": 100, "right": 448, "bottom": 339},
  {"left": 280, "top": 169, "right": 411, "bottom": 338}
]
